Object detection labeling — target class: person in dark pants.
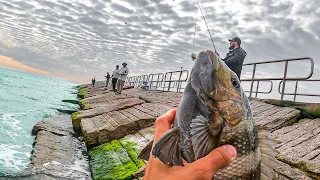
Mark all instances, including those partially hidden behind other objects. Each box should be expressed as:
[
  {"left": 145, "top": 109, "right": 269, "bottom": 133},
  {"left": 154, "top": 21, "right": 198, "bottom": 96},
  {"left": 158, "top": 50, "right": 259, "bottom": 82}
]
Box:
[
  {"left": 92, "top": 77, "right": 96, "bottom": 87},
  {"left": 105, "top": 72, "right": 110, "bottom": 88},
  {"left": 222, "top": 37, "right": 247, "bottom": 79},
  {"left": 111, "top": 65, "right": 120, "bottom": 92}
]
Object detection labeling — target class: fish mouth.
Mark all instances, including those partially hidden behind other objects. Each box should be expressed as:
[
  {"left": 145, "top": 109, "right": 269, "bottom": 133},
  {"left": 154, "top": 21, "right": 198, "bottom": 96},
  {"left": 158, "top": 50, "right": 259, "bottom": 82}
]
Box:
[
  {"left": 205, "top": 50, "right": 222, "bottom": 72},
  {"left": 208, "top": 112, "right": 242, "bottom": 149},
  {"left": 206, "top": 98, "right": 244, "bottom": 136}
]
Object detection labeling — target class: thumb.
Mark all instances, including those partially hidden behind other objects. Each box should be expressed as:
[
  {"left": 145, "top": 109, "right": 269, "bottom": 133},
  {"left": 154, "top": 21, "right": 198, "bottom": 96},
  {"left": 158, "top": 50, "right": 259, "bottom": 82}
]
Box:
[{"left": 191, "top": 145, "right": 237, "bottom": 177}]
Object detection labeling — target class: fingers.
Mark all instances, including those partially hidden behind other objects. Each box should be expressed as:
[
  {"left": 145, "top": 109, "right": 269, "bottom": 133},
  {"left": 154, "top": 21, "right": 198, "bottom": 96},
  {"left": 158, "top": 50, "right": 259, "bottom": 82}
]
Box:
[
  {"left": 154, "top": 109, "right": 177, "bottom": 142},
  {"left": 190, "top": 145, "right": 237, "bottom": 177}
]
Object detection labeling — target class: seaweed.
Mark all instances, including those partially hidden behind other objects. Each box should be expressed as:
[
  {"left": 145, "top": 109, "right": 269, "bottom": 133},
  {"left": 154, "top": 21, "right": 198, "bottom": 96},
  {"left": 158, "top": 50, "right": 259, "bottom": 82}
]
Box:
[{"left": 89, "top": 139, "right": 145, "bottom": 180}]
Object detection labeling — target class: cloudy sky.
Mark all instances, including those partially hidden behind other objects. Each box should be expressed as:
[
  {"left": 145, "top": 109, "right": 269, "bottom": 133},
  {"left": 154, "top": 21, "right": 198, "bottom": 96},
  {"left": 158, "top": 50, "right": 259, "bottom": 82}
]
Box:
[{"left": 0, "top": 0, "right": 320, "bottom": 100}]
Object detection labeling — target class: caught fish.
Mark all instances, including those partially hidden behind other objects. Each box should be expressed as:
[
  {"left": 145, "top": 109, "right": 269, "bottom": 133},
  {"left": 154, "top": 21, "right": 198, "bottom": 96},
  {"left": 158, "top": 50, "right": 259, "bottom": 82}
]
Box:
[{"left": 139, "top": 50, "right": 261, "bottom": 179}]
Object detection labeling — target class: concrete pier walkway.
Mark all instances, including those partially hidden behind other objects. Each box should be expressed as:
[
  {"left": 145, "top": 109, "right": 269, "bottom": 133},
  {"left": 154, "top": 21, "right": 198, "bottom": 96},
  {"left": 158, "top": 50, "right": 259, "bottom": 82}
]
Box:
[{"left": 73, "top": 83, "right": 319, "bottom": 180}]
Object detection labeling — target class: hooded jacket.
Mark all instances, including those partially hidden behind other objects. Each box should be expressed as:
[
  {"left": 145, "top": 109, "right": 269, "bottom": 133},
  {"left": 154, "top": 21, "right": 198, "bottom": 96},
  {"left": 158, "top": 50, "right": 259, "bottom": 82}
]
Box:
[{"left": 222, "top": 47, "right": 247, "bottom": 79}]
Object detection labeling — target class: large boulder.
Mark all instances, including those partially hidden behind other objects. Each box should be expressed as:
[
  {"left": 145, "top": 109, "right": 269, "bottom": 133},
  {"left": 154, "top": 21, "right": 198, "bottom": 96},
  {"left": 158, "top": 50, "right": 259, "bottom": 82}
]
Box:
[
  {"left": 27, "top": 115, "right": 91, "bottom": 180},
  {"left": 81, "top": 103, "right": 171, "bottom": 149}
]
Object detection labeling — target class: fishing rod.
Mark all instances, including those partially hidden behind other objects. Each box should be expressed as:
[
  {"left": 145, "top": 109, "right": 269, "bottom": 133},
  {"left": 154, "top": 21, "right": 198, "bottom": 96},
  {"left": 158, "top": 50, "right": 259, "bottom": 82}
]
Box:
[{"left": 195, "top": 0, "right": 218, "bottom": 54}]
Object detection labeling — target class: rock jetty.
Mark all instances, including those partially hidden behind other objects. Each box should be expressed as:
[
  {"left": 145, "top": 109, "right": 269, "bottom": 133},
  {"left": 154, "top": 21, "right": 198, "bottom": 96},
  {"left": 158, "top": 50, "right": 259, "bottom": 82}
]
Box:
[{"left": 24, "top": 82, "right": 319, "bottom": 180}]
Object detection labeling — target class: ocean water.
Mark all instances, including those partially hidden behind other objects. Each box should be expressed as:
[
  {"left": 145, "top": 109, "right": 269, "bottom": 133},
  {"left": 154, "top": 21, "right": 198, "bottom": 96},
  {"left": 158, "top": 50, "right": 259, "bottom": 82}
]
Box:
[{"left": 0, "top": 67, "right": 79, "bottom": 176}]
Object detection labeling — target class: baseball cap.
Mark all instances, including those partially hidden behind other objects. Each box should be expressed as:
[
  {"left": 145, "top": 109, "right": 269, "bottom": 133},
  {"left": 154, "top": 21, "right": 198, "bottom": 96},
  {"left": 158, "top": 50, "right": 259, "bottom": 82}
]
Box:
[{"left": 228, "top": 37, "right": 241, "bottom": 45}]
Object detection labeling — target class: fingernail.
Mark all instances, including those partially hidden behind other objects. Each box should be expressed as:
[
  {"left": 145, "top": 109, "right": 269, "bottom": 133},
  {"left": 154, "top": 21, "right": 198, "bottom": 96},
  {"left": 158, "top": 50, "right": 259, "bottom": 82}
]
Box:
[{"left": 222, "top": 145, "right": 237, "bottom": 160}]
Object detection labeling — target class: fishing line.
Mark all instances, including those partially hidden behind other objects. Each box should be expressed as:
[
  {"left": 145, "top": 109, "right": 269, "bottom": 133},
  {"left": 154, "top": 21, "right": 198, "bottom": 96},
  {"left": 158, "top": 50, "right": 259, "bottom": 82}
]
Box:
[
  {"left": 196, "top": 0, "right": 217, "bottom": 53},
  {"left": 192, "top": 6, "right": 198, "bottom": 52}
]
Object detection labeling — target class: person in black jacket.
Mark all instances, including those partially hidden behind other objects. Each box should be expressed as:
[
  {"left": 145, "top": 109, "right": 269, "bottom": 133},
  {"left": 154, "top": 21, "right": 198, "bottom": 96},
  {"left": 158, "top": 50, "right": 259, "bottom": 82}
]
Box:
[
  {"left": 222, "top": 37, "right": 247, "bottom": 79},
  {"left": 105, "top": 72, "right": 110, "bottom": 88}
]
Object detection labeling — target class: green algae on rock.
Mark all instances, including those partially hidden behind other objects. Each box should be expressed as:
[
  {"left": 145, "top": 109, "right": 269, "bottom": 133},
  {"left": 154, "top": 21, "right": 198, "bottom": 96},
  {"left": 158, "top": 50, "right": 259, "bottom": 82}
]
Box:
[
  {"left": 79, "top": 100, "right": 92, "bottom": 110},
  {"left": 71, "top": 111, "right": 82, "bottom": 128},
  {"left": 78, "top": 87, "right": 88, "bottom": 99},
  {"left": 119, "top": 139, "right": 145, "bottom": 168},
  {"left": 56, "top": 108, "right": 78, "bottom": 114},
  {"left": 89, "top": 139, "right": 145, "bottom": 180},
  {"left": 73, "top": 85, "right": 81, "bottom": 89},
  {"left": 277, "top": 154, "right": 320, "bottom": 179},
  {"left": 62, "top": 99, "right": 80, "bottom": 105},
  {"left": 258, "top": 98, "right": 320, "bottom": 118}
]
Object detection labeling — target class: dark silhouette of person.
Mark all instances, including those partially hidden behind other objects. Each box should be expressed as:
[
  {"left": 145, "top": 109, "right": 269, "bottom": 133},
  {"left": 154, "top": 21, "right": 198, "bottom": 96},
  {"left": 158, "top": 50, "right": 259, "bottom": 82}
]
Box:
[
  {"left": 105, "top": 72, "right": 110, "bottom": 88},
  {"left": 92, "top": 77, "right": 96, "bottom": 87}
]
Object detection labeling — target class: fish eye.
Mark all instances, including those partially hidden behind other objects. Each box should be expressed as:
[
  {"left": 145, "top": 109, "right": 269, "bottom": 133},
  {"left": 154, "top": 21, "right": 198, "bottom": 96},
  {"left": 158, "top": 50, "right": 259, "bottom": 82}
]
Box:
[{"left": 232, "top": 79, "right": 240, "bottom": 88}]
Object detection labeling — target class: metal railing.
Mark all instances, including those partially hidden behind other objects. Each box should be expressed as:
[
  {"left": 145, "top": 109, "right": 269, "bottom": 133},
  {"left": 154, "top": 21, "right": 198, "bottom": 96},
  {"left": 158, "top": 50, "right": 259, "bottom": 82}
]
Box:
[
  {"left": 126, "top": 69, "right": 189, "bottom": 92},
  {"left": 241, "top": 57, "right": 315, "bottom": 101},
  {"left": 126, "top": 57, "right": 318, "bottom": 102},
  {"left": 278, "top": 79, "right": 320, "bottom": 102},
  {"left": 148, "top": 73, "right": 164, "bottom": 90},
  {"left": 243, "top": 80, "right": 273, "bottom": 98},
  {"left": 162, "top": 70, "right": 189, "bottom": 92}
]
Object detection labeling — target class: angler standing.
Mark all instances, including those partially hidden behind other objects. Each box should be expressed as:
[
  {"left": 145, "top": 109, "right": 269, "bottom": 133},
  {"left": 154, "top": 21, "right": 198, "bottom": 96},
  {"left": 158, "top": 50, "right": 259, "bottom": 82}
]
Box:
[
  {"left": 105, "top": 72, "right": 110, "bottom": 88},
  {"left": 111, "top": 65, "right": 120, "bottom": 92},
  {"left": 222, "top": 37, "right": 247, "bottom": 79},
  {"left": 115, "top": 63, "right": 129, "bottom": 95}
]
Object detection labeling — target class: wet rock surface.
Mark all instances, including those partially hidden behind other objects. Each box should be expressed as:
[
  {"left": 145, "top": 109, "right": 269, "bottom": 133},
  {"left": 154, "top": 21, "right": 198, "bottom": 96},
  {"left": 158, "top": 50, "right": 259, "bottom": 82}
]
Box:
[
  {"left": 0, "top": 173, "right": 70, "bottom": 180},
  {"left": 27, "top": 115, "right": 91, "bottom": 180},
  {"left": 32, "top": 115, "right": 75, "bottom": 136}
]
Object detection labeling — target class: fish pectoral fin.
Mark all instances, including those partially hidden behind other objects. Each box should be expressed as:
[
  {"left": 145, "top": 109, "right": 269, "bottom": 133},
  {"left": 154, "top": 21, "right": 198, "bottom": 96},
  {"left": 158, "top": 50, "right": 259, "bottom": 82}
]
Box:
[
  {"left": 190, "top": 115, "right": 216, "bottom": 160},
  {"left": 152, "top": 127, "right": 183, "bottom": 166},
  {"left": 138, "top": 140, "right": 153, "bottom": 161}
]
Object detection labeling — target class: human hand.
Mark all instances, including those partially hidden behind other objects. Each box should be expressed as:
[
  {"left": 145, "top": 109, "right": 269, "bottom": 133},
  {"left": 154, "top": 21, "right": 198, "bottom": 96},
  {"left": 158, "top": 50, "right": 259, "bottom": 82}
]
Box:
[{"left": 144, "top": 109, "right": 237, "bottom": 180}]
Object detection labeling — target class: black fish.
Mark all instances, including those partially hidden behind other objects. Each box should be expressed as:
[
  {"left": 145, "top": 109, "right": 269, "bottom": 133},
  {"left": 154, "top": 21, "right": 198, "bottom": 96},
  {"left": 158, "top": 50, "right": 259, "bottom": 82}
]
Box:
[{"left": 140, "top": 50, "right": 264, "bottom": 179}]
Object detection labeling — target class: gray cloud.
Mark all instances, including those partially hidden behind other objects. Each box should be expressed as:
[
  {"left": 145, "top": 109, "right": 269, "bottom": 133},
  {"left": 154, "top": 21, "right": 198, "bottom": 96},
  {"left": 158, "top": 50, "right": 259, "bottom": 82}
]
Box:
[
  {"left": 0, "top": 0, "right": 318, "bottom": 92},
  {"left": 110, "top": 3, "right": 135, "bottom": 14}
]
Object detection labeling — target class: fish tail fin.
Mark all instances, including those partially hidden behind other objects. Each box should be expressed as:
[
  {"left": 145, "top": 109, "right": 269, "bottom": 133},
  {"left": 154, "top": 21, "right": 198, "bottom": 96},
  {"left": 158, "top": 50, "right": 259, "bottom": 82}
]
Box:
[
  {"left": 138, "top": 140, "right": 153, "bottom": 161},
  {"left": 258, "top": 129, "right": 284, "bottom": 180},
  {"left": 152, "top": 127, "right": 183, "bottom": 166}
]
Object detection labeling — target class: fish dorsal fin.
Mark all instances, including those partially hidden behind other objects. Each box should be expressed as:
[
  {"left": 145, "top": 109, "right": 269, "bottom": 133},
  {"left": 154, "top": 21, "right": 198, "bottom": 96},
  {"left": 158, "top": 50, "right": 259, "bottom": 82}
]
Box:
[
  {"left": 138, "top": 140, "right": 153, "bottom": 161},
  {"left": 190, "top": 115, "right": 216, "bottom": 160},
  {"left": 151, "top": 127, "right": 183, "bottom": 166},
  {"left": 258, "top": 129, "right": 283, "bottom": 180}
]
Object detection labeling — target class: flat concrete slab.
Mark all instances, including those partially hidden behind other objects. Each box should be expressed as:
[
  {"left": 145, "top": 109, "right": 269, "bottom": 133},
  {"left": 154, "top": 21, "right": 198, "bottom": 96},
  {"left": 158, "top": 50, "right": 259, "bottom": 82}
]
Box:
[
  {"left": 72, "top": 98, "right": 145, "bottom": 129},
  {"left": 128, "top": 90, "right": 182, "bottom": 107},
  {"left": 251, "top": 100, "right": 301, "bottom": 130},
  {"left": 269, "top": 119, "right": 320, "bottom": 178},
  {"left": 80, "top": 103, "right": 171, "bottom": 149},
  {"left": 83, "top": 92, "right": 129, "bottom": 105},
  {"left": 274, "top": 164, "right": 313, "bottom": 180}
]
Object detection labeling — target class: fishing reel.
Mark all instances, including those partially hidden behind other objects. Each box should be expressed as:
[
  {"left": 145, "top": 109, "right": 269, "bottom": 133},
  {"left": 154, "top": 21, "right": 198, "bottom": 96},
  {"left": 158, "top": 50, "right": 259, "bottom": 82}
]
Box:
[{"left": 191, "top": 53, "right": 197, "bottom": 61}]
